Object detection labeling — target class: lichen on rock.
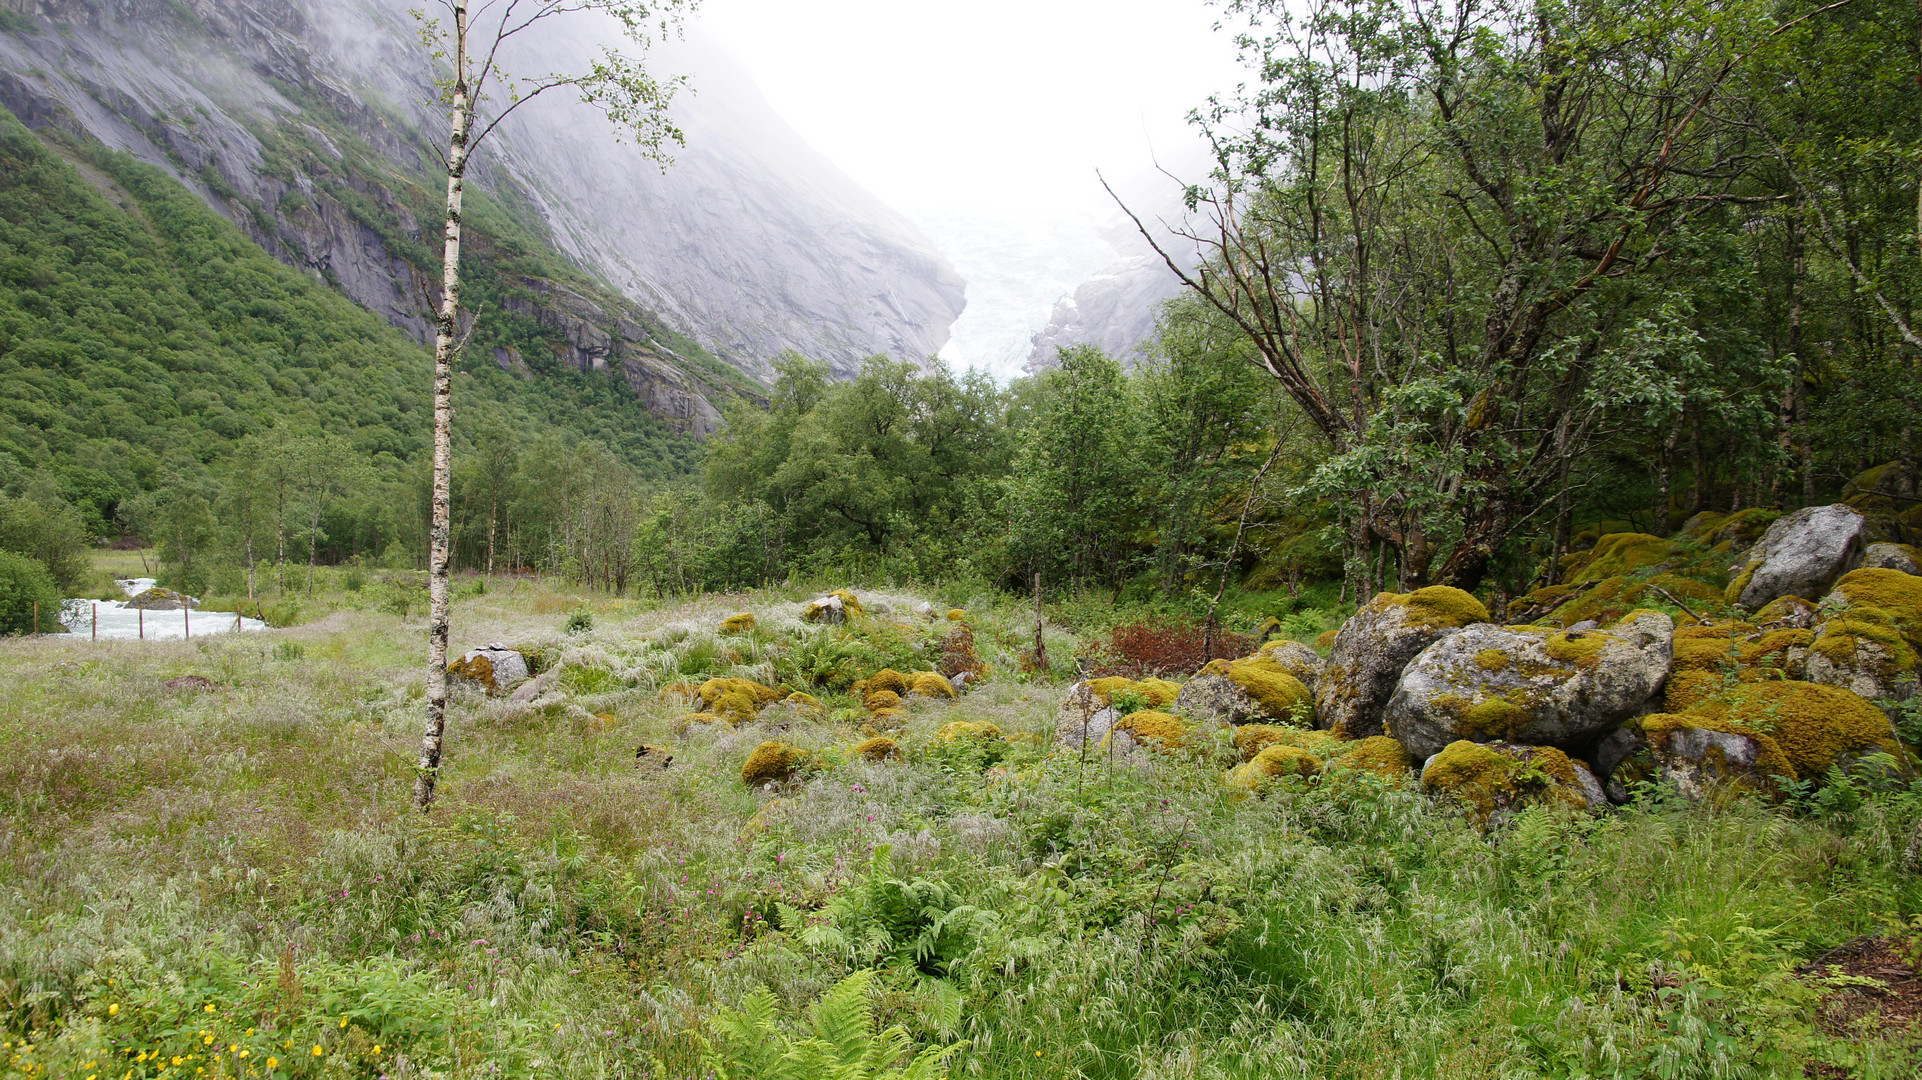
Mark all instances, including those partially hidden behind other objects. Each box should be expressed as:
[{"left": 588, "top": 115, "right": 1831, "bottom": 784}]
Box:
[
  {"left": 1383, "top": 610, "right": 1673, "bottom": 761},
  {"left": 1725, "top": 504, "right": 1868, "bottom": 610},
  {"left": 1315, "top": 587, "right": 1489, "bottom": 738}
]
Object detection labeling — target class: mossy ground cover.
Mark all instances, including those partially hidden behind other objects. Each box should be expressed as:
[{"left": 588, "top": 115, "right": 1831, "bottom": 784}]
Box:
[{"left": 2, "top": 563, "right": 1921, "bottom": 1078}]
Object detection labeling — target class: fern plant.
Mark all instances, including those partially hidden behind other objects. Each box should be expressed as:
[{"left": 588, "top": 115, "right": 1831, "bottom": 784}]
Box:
[{"left": 702, "top": 969, "right": 962, "bottom": 1080}]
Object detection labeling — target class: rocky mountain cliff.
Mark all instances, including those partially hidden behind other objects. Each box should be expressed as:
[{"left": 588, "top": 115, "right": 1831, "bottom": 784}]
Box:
[
  {"left": 1025, "top": 153, "right": 1207, "bottom": 373},
  {"left": 0, "top": 0, "right": 966, "bottom": 431}
]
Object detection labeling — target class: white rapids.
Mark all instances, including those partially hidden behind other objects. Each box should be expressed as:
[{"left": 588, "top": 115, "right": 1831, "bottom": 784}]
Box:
[{"left": 57, "top": 578, "right": 270, "bottom": 640}]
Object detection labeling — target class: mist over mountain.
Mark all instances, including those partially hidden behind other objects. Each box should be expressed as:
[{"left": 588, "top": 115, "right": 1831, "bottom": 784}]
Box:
[
  {"left": 0, "top": 0, "right": 965, "bottom": 426},
  {"left": 1025, "top": 150, "right": 1208, "bottom": 373}
]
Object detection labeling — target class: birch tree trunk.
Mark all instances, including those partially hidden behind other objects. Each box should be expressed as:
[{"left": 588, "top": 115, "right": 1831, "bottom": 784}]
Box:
[{"left": 416, "top": 2, "right": 470, "bottom": 812}]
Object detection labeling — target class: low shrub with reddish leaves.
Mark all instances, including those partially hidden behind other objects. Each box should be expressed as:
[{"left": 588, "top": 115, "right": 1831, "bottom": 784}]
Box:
[{"left": 1090, "top": 620, "right": 1251, "bottom": 678}]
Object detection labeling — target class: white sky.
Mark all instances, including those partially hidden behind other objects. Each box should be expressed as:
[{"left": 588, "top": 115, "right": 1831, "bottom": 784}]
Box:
[{"left": 695, "top": 0, "right": 1244, "bottom": 376}]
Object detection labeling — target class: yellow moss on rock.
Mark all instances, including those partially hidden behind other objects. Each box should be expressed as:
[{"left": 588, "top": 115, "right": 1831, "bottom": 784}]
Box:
[
  {"left": 1460, "top": 696, "right": 1532, "bottom": 742},
  {"left": 1088, "top": 676, "right": 1137, "bottom": 704},
  {"left": 864, "top": 689, "right": 904, "bottom": 712},
  {"left": 853, "top": 736, "right": 902, "bottom": 761},
  {"left": 865, "top": 669, "right": 911, "bottom": 696},
  {"left": 1315, "top": 629, "right": 1339, "bottom": 651},
  {"left": 869, "top": 706, "right": 908, "bottom": 728},
  {"left": 1396, "top": 586, "right": 1491, "bottom": 628},
  {"left": 1829, "top": 568, "right": 1922, "bottom": 646},
  {"left": 935, "top": 720, "right": 1004, "bottom": 744},
  {"left": 742, "top": 741, "right": 820, "bottom": 786},
  {"left": 1328, "top": 735, "right": 1414, "bottom": 781},
  {"left": 1640, "top": 712, "right": 1796, "bottom": 784},
  {"left": 1133, "top": 678, "right": 1182, "bottom": 707},
  {"left": 1205, "top": 655, "right": 1314, "bottom": 720},
  {"left": 1565, "top": 533, "right": 1678, "bottom": 584},
  {"left": 1543, "top": 629, "right": 1608, "bottom": 669},
  {"left": 779, "top": 691, "right": 827, "bottom": 720},
  {"left": 1421, "top": 741, "right": 1589, "bottom": 824},
  {"left": 946, "top": 608, "right": 967, "bottom": 621},
  {"left": 719, "top": 613, "right": 757, "bottom": 635},
  {"left": 1233, "top": 724, "right": 1346, "bottom": 762},
  {"left": 1707, "top": 681, "right": 1903, "bottom": 778},
  {"left": 1227, "top": 744, "right": 1325, "bottom": 792},
  {"left": 699, "top": 677, "right": 781, "bottom": 723},
  {"left": 1474, "top": 649, "right": 1511, "bottom": 673},
  {"left": 909, "top": 671, "right": 957, "bottom": 698},
  {"left": 1113, "top": 710, "right": 1190, "bottom": 750}
]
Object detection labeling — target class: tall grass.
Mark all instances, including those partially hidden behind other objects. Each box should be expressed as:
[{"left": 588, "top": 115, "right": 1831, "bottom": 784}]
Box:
[{"left": 0, "top": 570, "right": 1916, "bottom": 1078}]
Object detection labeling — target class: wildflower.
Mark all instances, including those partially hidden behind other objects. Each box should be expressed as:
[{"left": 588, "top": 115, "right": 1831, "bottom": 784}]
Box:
[
  {"left": 204, "top": 1004, "right": 216, "bottom": 1013},
  {"left": 265, "top": 1058, "right": 277, "bottom": 1069},
  {"left": 338, "top": 1017, "right": 347, "bottom": 1029},
  {"left": 372, "top": 1045, "right": 381, "bottom": 1053},
  {"left": 312, "top": 1045, "right": 323, "bottom": 1057},
  {"left": 107, "top": 1004, "right": 119, "bottom": 1017}
]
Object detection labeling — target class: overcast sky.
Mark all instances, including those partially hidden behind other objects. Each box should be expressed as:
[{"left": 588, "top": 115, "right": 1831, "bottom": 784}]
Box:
[
  {"left": 696, "top": 0, "right": 1238, "bottom": 219},
  {"left": 693, "top": 1, "right": 1244, "bottom": 377}
]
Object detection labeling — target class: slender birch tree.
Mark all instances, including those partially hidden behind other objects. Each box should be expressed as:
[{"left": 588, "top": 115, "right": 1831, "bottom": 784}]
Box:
[{"left": 413, "top": 0, "right": 694, "bottom": 812}]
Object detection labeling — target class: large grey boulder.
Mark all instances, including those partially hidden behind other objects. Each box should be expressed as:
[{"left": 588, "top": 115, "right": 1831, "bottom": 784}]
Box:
[
  {"left": 448, "top": 643, "right": 529, "bottom": 695},
  {"left": 1384, "top": 611, "right": 1674, "bottom": 761},
  {"left": 1173, "top": 673, "right": 1267, "bottom": 726},
  {"left": 1640, "top": 716, "right": 1789, "bottom": 801},
  {"left": 1862, "top": 543, "right": 1921, "bottom": 575},
  {"left": 1728, "top": 504, "right": 1867, "bottom": 610},
  {"left": 1315, "top": 588, "right": 1489, "bottom": 738}
]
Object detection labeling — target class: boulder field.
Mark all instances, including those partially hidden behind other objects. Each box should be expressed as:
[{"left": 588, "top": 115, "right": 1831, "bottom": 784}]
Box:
[{"left": 1063, "top": 503, "right": 1921, "bottom": 824}]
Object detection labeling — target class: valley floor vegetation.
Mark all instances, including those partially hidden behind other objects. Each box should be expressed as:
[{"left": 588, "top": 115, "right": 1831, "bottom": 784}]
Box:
[{"left": 2, "top": 557, "right": 1920, "bottom": 1079}]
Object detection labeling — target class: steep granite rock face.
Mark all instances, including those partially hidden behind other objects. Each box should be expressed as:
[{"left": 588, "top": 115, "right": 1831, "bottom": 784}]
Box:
[{"left": 0, "top": 0, "right": 965, "bottom": 423}]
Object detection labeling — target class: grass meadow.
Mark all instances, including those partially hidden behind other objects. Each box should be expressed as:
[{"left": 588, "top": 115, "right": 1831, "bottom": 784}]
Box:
[{"left": 2, "top": 557, "right": 1919, "bottom": 1079}]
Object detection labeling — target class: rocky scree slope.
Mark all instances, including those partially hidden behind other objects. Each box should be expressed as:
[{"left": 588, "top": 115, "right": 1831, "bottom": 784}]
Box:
[{"left": 0, "top": 0, "right": 965, "bottom": 429}]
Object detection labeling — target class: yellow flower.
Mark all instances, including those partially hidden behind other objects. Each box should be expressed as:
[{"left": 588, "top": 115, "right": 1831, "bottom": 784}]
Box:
[
  {"left": 107, "top": 1004, "right": 119, "bottom": 1017},
  {"left": 265, "top": 1057, "right": 277, "bottom": 1069},
  {"left": 202, "top": 1036, "right": 213, "bottom": 1045},
  {"left": 229, "top": 1045, "right": 238, "bottom": 1053},
  {"left": 237, "top": 1049, "right": 248, "bottom": 1058},
  {"left": 171, "top": 1057, "right": 183, "bottom": 1066},
  {"left": 338, "top": 1017, "right": 347, "bottom": 1029},
  {"left": 204, "top": 1004, "right": 215, "bottom": 1013},
  {"left": 311, "top": 1045, "right": 323, "bottom": 1057},
  {"left": 372, "top": 1045, "right": 380, "bottom": 1054}
]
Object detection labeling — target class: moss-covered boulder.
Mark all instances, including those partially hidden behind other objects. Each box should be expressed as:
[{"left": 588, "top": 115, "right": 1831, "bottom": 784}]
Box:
[
  {"left": 1862, "top": 542, "right": 1921, "bottom": 575},
  {"left": 1316, "top": 587, "right": 1489, "bottom": 738},
  {"left": 1383, "top": 610, "right": 1673, "bottom": 761},
  {"left": 1108, "top": 710, "right": 1190, "bottom": 752},
  {"left": 448, "top": 644, "right": 530, "bottom": 695},
  {"left": 801, "top": 590, "right": 864, "bottom": 624},
  {"left": 1561, "top": 533, "right": 1679, "bottom": 583},
  {"left": 741, "top": 741, "right": 821, "bottom": 787},
  {"left": 698, "top": 677, "right": 781, "bottom": 723},
  {"left": 1326, "top": 735, "right": 1415, "bottom": 781},
  {"left": 1420, "top": 740, "right": 1606, "bottom": 824},
  {"left": 1726, "top": 504, "right": 1868, "bottom": 610},
  {"left": 1189, "top": 655, "right": 1315, "bottom": 722},
  {"left": 719, "top": 612, "right": 757, "bottom": 634},
  {"left": 763, "top": 691, "right": 828, "bottom": 724},
  {"left": 1226, "top": 743, "right": 1324, "bottom": 793},
  {"left": 1637, "top": 713, "right": 1792, "bottom": 800},
  {"left": 1232, "top": 723, "right": 1346, "bottom": 762},
  {"left": 1054, "top": 682, "right": 1117, "bottom": 751},
  {"left": 1807, "top": 567, "right": 1922, "bottom": 706},
  {"left": 935, "top": 720, "right": 1005, "bottom": 746},
  {"left": 908, "top": 671, "right": 957, "bottom": 699},
  {"left": 1662, "top": 622, "right": 1809, "bottom": 712},
  {"left": 853, "top": 736, "right": 902, "bottom": 761},
  {"left": 1694, "top": 681, "right": 1906, "bottom": 779},
  {"left": 1255, "top": 639, "right": 1325, "bottom": 693}
]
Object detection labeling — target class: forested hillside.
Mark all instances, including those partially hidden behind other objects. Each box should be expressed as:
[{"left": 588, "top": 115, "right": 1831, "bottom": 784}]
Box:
[{"left": 0, "top": 107, "right": 704, "bottom": 594}]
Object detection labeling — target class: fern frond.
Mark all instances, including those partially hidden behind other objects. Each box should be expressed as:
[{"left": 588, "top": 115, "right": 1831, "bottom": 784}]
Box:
[{"left": 812, "top": 968, "right": 879, "bottom": 1064}]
